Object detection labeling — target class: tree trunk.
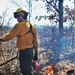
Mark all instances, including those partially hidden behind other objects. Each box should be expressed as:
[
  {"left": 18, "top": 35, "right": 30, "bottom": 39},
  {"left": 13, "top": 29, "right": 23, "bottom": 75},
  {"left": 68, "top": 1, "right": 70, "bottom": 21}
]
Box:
[{"left": 59, "top": 0, "right": 63, "bottom": 36}]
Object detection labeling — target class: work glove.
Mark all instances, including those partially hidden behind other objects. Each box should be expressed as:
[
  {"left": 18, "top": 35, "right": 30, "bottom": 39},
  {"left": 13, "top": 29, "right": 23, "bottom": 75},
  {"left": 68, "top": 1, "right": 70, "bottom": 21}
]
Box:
[
  {"left": 33, "top": 52, "right": 38, "bottom": 61},
  {"left": 0, "top": 39, "right": 3, "bottom": 41},
  {"left": 0, "top": 39, "right": 3, "bottom": 45}
]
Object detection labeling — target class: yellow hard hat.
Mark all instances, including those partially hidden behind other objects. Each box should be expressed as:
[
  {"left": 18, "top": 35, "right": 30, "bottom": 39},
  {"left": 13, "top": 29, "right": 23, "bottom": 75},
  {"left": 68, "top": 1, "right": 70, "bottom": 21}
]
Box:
[
  {"left": 14, "top": 8, "right": 29, "bottom": 14},
  {"left": 14, "top": 8, "right": 29, "bottom": 18}
]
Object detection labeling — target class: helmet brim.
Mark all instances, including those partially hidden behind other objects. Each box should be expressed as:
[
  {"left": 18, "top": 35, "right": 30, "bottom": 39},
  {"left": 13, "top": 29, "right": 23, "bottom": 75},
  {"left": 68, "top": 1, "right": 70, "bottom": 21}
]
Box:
[{"left": 13, "top": 11, "right": 29, "bottom": 18}]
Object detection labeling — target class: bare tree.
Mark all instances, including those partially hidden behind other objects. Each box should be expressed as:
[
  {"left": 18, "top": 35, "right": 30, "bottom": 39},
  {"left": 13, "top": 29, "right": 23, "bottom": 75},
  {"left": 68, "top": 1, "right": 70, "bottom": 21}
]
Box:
[
  {"left": 0, "top": 6, "right": 13, "bottom": 28},
  {"left": 45, "top": 0, "right": 74, "bottom": 28}
]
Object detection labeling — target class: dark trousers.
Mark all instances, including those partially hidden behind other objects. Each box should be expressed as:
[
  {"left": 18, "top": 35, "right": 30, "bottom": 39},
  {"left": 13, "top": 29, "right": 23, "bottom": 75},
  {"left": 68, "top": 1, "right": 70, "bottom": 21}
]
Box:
[{"left": 19, "top": 48, "right": 33, "bottom": 75}]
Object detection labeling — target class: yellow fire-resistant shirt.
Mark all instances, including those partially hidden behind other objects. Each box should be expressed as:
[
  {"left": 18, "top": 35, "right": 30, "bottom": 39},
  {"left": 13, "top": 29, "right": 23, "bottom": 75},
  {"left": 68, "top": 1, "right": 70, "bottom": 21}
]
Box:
[{"left": 2, "top": 20, "right": 38, "bottom": 50}]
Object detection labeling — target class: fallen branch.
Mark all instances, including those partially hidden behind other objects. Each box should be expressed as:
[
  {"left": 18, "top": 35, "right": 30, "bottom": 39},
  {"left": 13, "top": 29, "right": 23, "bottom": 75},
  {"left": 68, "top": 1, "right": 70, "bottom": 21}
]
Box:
[{"left": 0, "top": 54, "right": 18, "bottom": 66}]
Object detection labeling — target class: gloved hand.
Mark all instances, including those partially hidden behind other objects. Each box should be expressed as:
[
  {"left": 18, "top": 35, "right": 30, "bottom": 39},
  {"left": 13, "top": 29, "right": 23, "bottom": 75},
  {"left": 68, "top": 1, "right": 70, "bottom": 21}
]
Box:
[
  {"left": 33, "top": 52, "right": 38, "bottom": 61},
  {"left": 0, "top": 39, "right": 3, "bottom": 41}
]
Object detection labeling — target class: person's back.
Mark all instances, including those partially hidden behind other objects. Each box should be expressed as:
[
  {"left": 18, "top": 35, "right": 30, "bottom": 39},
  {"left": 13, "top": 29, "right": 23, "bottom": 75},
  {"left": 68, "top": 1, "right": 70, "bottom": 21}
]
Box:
[{"left": 13, "top": 20, "right": 37, "bottom": 50}]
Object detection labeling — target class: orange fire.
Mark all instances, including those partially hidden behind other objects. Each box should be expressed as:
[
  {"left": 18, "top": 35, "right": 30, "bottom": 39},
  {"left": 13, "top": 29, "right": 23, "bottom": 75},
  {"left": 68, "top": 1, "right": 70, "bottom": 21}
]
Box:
[{"left": 47, "top": 65, "right": 54, "bottom": 75}]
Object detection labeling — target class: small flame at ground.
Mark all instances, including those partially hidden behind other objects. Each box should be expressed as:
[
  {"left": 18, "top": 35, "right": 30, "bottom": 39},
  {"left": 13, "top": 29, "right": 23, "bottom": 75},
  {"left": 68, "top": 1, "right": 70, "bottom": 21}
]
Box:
[{"left": 47, "top": 65, "right": 54, "bottom": 75}]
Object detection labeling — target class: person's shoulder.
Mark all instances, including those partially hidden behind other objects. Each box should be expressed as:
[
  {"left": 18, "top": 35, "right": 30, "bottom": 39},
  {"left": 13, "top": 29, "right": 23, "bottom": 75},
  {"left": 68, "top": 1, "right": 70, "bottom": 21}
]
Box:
[
  {"left": 15, "top": 22, "right": 21, "bottom": 25},
  {"left": 32, "top": 25, "right": 37, "bottom": 33},
  {"left": 15, "top": 21, "right": 24, "bottom": 26},
  {"left": 32, "top": 25, "right": 36, "bottom": 29},
  {"left": 13, "top": 22, "right": 22, "bottom": 29},
  {"left": 31, "top": 25, "right": 35, "bottom": 29}
]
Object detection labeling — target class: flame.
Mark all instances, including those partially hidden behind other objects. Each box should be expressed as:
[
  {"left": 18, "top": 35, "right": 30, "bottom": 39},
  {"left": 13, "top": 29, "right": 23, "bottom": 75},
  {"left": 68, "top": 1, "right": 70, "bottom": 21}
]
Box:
[{"left": 47, "top": 65, "right": 54, "bottom": 75}]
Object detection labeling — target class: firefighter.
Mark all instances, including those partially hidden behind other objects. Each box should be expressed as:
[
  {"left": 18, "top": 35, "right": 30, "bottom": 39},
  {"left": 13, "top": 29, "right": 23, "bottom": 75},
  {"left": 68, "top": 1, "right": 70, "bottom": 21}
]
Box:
[{"left": 0, "top": 8, "right": 38, "bottom": 75}]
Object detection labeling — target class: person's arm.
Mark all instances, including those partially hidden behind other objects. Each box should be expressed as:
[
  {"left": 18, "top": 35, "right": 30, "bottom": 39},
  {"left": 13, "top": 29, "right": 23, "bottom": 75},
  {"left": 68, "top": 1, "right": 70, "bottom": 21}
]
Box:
[
  {"left": 2, "top": 24, "right": 21, "bottom": 41},
  {"left": 33, "top": 27, "right": 38, "bottom": 60},
  {"left": 33, "top": 46, "right": 38, "bottom": 60},
  {"left": 0, "top": 39, "right": 4, "bottom": 41}
]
